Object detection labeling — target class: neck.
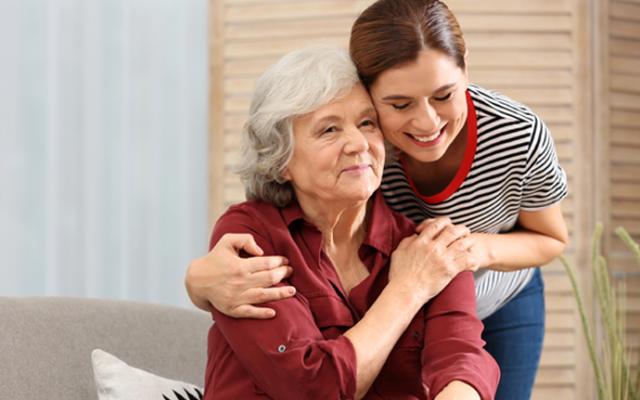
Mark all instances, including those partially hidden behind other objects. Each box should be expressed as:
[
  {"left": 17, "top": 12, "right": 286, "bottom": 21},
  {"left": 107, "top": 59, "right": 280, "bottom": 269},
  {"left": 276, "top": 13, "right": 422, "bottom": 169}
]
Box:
[{"left": 296, "top": 194, "right": 369, "bottom": 249}]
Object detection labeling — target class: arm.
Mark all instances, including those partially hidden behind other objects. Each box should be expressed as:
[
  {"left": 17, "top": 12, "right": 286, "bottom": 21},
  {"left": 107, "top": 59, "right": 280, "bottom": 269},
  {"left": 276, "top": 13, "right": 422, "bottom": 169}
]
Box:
[
  {"left": 185, "top": 233, "right": 296, "bottom": 317},
  {"left": 467, "top": 202, "right": 568, "bottom": 272},
  {"left": 421, "top": 271, "right": 500, "bottom": 400}
]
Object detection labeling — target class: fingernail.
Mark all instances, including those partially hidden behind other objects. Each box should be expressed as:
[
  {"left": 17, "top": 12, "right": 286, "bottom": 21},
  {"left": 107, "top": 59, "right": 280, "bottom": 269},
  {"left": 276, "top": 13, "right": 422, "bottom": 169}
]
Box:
[{"left": 288, "top": 287, "right": 296, "bottom": 295}]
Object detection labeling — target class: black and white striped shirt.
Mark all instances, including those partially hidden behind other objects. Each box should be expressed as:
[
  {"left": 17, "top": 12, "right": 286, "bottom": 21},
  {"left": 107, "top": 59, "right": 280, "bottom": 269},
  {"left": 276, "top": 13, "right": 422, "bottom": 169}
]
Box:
[{"left": 380, "top": 84, "right": 568, "bottom": 319}]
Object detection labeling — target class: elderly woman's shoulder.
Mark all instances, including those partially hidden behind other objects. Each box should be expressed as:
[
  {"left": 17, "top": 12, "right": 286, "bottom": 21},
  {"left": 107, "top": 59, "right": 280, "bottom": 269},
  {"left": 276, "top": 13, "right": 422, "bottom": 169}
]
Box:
[{"left": 217, "top": 198, "right": 284, "bottom": 227}]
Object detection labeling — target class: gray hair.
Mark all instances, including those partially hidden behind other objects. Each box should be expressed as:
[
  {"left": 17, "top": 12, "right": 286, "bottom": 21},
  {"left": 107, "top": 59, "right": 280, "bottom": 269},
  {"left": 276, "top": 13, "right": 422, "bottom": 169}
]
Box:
[{"left": 236, "top": 46, "right": 361, "bottom": 207}]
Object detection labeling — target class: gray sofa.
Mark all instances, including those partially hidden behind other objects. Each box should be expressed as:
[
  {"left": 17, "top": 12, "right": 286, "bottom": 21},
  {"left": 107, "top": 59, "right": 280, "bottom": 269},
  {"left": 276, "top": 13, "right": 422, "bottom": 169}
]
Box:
[{"left": 0, "top": 297, "right": 211, "bottom": 400}]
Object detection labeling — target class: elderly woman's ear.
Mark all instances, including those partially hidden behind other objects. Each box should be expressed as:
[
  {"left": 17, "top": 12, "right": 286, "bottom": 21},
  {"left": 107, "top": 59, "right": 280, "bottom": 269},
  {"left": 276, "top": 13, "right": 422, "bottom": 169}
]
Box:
[{"left": 280, "top": 167, "right": 291, "bottom": 182}]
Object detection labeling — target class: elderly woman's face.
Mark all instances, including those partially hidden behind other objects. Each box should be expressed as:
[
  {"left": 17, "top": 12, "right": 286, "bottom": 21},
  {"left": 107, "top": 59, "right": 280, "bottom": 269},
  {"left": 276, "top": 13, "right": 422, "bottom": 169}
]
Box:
[{"left": 283, "top": 84, "right": 385, "bottom": 205}]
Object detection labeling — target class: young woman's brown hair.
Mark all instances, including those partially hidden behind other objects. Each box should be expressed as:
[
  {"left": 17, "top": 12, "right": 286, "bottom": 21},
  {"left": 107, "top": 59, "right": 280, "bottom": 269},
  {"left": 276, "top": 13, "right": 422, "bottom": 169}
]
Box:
[{"left": 350, "top": 0, "right": 467, "bottom": 87}]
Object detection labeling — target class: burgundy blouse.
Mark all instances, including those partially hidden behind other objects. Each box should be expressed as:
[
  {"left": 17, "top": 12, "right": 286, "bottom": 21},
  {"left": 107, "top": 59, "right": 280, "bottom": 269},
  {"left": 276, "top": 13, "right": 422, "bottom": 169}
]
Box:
[{"left": 204, "top": 191, "right": 499, "bottom": 400}]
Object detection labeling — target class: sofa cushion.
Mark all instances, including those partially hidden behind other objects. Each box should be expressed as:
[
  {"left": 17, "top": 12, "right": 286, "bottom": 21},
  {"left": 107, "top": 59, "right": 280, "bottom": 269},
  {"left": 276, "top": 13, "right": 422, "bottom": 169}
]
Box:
[{"left": 92, "top": 349, "right": 203, "bottom": 400}]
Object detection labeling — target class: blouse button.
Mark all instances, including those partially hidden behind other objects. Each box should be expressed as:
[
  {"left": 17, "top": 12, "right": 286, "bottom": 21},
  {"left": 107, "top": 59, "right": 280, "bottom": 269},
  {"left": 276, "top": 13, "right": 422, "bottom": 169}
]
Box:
[{"left": 277, "top": 344, "right": 287, "bottom": 353}]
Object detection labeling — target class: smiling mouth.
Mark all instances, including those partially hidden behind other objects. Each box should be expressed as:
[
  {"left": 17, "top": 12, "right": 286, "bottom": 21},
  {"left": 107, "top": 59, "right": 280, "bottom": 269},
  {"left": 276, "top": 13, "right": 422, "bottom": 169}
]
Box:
[
  {"left": 406, "top": 125, "right": 447, "bottom": 144},
  {"left": 342, "top": 163, "right": 370, "bottom": 173}
]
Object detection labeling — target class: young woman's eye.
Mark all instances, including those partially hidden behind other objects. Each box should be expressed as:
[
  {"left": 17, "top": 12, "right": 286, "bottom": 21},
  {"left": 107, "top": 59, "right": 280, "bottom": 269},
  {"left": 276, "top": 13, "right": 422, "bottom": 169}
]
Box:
[
  {"left": 392, "top": 103, "right": 410, "bottom": 110},
  {"left": 434, "top": 92, "right": 453, "bottom": 102}
]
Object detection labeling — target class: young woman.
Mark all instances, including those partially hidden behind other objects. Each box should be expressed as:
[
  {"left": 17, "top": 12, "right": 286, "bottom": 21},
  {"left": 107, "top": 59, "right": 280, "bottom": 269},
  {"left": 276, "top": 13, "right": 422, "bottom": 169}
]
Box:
[{"left": 187, "top": 1, "right": 568, "bottom": 398}]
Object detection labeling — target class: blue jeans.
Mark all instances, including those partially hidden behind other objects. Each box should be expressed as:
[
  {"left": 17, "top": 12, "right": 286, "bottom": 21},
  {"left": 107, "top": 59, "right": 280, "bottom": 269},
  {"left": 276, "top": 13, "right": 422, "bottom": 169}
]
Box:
[{"left": 481, "top": 268, "right": 545, "bottom": 400}]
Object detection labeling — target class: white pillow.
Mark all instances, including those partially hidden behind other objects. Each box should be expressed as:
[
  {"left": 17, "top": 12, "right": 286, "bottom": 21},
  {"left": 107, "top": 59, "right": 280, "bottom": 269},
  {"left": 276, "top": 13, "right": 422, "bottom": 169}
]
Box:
[{"left": 91, "top": 349, "right": 203, "bottom": 400}]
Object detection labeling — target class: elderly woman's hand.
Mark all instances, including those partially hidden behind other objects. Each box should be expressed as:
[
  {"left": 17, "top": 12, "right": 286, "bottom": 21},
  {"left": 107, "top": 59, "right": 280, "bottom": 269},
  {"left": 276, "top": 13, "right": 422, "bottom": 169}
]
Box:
[
  {"left": 185, "top": 233, "right": 296, "bottom": 318},
  {"left": 388, "top": 217, "right": 473, "bottom": 305}
]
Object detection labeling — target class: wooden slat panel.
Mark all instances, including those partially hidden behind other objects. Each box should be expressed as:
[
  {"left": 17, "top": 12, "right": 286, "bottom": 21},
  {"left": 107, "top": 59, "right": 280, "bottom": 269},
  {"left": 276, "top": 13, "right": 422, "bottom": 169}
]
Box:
[
  {"left": 611, "top": 75, "right": 640, "bottom": 93},
  {"left": 225, "top": 37, "right": 347, "bottom": 59},
  {"left": 469, "top": 50, "right": 573, "bottom": 68},
  {"left": 611, "top": 2, "right": 640, "bottom": 23},
  {"left": 611, "top": 162, "right": 640, "bottom": 181},
  {"left": 535, "top": 368, "right": 576, "bottom": 385},
  {"left": 225, "top": 17, "right": 354, "bottom": 40},
  {"left": 611, "top": 223, "right": 640, "bottom": 241},
  {"left": 470, "top": 69, "right": 573, "bottom": 87},
  {"left": 612, "top": 129, "right": 640, "bottom": 146},
  {"left": 490, "top": 87, "right": 573, "bottom": 105},
  {"left": 610, "top": 38, "right": 640, "bottom": 57},
  {"left": 611, "top": 56, "right": 640, "bottom": 74},
  {"left": 532, "top": 387, "right": 575, "bottom": 400},
  {"left": 447, "top": 0, "right": 573, "bottom": 13},
  {"left": 610, "top": 19, "right": 640, "bottom": 40},
  {"left": 225, "top": 1, "right": 370, "bottom": 22},
  {"left": 611, "top": 92, "right": 640, "bottom": 111},
  {"left": 611, "top": 199, "right": 640, "bottom": 217},
  {"left": 611, "top": 110, "right": 640, "bottom": 128},
  {"left": 539, "top": 349, "right": 575, "bottom": 367},
  {"left": 465, "top": 33, "right": 572, "bottom": 50},
  {"left": 456, "top": 15, "right": 573, "bottom": 32},
  {"left": 611, "top": 147, "right": 640, "bottom": 165}
]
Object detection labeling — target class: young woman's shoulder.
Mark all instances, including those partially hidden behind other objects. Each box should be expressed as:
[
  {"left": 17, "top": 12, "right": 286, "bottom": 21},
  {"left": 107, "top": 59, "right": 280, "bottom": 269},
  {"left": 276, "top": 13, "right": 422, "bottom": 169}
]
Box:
[
  {"left": 468, "top": 83, "right": 549, "bottom": 143},
  {"left": 468, "top": 83, "right": 542, "bottom": 125}
]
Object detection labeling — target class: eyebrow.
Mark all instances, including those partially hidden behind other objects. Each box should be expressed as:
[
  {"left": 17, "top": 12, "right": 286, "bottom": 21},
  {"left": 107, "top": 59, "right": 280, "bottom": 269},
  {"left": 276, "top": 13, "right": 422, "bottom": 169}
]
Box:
[
  {"left": 310, "top": 106, "right": 377, "bottom": 132},
  {"left": 381, "top": 82, "right": 457, "bottom": 101}
]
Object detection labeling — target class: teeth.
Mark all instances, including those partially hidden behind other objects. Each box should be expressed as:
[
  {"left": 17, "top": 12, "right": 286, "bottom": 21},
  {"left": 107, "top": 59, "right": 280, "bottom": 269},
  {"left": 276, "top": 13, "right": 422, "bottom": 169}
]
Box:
[{"left": 410, "top": 132, "right": 440, "bottom": 142}]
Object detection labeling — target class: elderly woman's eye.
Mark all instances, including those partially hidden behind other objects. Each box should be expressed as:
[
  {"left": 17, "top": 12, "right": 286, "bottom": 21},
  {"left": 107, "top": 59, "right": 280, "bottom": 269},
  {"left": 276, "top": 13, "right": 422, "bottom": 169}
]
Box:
[
  {"left": 360, "top": 119, "right": 377, "bottom": 128},
  {"left": 392, "top": 103, "right": 410, "bottom": 110},
  {"left": 322, "top": 126, "right": 338, "bottom": 134}
]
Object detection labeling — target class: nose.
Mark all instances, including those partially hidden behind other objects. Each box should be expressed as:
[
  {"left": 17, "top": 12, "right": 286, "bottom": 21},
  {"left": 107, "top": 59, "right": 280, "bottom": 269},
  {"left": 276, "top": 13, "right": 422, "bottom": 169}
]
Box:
[
  {"left": 412, "top": 98, "right": 440, "bottom": 133},
  {"left": 343, "top": 124, "right": 370, "bottom": 155}
]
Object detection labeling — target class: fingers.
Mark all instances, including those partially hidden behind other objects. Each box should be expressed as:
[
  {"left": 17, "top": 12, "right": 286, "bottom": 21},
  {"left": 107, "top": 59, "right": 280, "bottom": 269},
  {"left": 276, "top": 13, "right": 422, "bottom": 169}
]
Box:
[
  {"left": 243, "top": 255, "right": 290, "bottom": 274},
  {"left": 247, "top": 266, "right": 293, "bottom": 287},
  {"left": 229, "top": 304, "right": 277, "bottom": 319},
  {"left": 415, "top": 217, "right": 452, "bottom": 240},
  {"left": 433, "top": 224, "right": 470, "bottom": 248},
  {"left": 243, "top": 286, "right": 297, "bottom": 305},
  {"left": 449, "top": 236, "right": 473, "bottom": 253},
  {"left": 221, "top": 233, "right": 265, "bottom": 256}
]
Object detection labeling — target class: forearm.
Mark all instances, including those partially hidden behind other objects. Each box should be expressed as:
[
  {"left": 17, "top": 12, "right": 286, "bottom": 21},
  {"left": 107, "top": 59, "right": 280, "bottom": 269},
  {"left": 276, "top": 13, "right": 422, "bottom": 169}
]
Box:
[
  {"left": 344, "top": 283, "right": 424, "bottom": 399},
  {"left": 476, "top": 229, "right": 567, "bottom": 272}
]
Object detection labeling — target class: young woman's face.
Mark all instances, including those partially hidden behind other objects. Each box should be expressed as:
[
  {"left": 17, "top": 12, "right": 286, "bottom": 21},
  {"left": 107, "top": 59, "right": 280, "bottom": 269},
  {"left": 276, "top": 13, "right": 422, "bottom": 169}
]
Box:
[{"left": 369, "top": 49, "right": 469, "bottom": 164}]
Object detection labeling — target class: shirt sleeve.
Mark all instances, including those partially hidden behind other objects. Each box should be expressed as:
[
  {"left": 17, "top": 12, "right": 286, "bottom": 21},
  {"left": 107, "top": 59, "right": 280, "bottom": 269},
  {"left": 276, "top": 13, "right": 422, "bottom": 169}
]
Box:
[
  {"left": 421, "top": 271, "right": 500, "bottom": 400},
  {"left": 521, "top": 113, "right": 568, "bottom": 211},
  {"left": 208, "top": 205, "right": 358, "bottom": 400}
]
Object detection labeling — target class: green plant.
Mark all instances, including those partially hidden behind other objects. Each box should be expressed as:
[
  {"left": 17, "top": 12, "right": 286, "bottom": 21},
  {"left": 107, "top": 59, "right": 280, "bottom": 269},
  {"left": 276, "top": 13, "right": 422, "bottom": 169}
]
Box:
[{"left": 561, "top": 224, "right": 640, "bottom": 400}]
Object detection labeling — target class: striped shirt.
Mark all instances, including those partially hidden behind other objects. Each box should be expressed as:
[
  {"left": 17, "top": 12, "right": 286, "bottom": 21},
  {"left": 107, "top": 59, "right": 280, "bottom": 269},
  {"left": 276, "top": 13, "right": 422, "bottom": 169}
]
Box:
[{"left": 380, "top": 84, "right": 568, "bottom": 319}]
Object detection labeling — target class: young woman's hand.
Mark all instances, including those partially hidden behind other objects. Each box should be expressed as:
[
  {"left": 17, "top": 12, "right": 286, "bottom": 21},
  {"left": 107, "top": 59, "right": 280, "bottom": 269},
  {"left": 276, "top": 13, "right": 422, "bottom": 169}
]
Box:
[
  {"left": 389, "top": 217, "right": 473, "bottom": 305},
  {"left": 415, "top": 219, "right": 490, "bottom": 272},
  {"left": 185, "top": 233, "right": 296, "bottom": 318}
]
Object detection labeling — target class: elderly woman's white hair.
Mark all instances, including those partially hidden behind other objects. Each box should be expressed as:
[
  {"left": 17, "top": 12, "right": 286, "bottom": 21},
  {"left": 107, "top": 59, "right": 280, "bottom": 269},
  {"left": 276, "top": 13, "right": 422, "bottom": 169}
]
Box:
[{"left": 237, "top": 45, "right": 361, "bottom": 207}]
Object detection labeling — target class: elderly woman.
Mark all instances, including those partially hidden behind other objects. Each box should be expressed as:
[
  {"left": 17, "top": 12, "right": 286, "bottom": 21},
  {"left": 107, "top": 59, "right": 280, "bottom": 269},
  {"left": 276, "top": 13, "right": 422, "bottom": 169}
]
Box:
[{"left": 203, "top": 46, "right": 499, "bottom": 400}]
